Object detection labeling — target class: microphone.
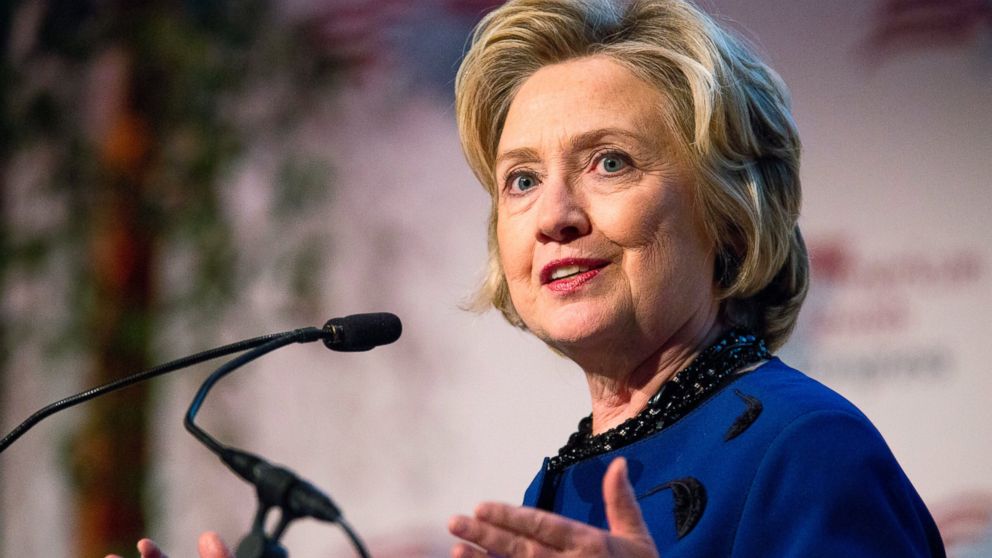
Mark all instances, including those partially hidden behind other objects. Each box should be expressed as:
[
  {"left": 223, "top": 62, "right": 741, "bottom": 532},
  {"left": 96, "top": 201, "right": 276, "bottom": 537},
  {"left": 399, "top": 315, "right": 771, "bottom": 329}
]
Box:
[{"left": 323, "top": 312, "right": 402, "bottom": 351}]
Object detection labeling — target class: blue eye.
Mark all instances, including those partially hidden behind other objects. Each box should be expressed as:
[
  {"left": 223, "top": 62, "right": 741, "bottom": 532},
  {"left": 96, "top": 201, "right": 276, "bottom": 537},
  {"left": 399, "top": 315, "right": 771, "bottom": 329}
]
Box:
[
  {"left": 509, "top": 173, "right": 538, "bottom": 193},
  {"left": 599, "top": 155, "right": 627, "bottom": 173}
]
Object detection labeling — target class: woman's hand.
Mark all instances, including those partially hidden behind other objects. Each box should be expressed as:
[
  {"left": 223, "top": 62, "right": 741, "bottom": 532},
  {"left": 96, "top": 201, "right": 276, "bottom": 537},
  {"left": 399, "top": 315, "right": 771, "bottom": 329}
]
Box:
[
  {"left": 448, "top": 457, "right": 659, "bottom": 558},
  {"left": 104, "top": 532, "right": 233, "bottom": 558}
]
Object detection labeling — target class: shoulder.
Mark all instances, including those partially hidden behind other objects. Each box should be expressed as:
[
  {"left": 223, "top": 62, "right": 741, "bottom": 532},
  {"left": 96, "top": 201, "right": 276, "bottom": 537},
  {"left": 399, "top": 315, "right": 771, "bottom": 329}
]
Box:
[
  {"left": 696, "top": 357, "right": 883, "bottom": 451},
  {"left": 727, "top": 357, "right": 866, "bottom": 421},
  {"left": 628, "top": 359, "right": 944, "bottom": 556},
  {"left": 635, "top": 357, "right": 878, "bottom": 461},
  {"left": 720, "top": 360, "right": 945, "bottom": 556},
  {"left": 711, "top": 359, "right": 911, "bottom": 503},
  {"left": 726, "top": 359, "right": 903, "bottom": 496}
]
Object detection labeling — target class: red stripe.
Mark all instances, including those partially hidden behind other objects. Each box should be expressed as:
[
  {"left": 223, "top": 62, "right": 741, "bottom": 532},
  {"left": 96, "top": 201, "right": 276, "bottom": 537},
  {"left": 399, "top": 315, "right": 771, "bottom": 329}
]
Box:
[{"left": 869, "top": 0, "right": 991, "bottom": 49}]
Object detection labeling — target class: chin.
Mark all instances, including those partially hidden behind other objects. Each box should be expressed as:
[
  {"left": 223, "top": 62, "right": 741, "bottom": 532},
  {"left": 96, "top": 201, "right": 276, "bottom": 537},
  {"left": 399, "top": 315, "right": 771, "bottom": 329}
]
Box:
[{"left": 533, "top": 304, "right": 619, "bottom": 351}]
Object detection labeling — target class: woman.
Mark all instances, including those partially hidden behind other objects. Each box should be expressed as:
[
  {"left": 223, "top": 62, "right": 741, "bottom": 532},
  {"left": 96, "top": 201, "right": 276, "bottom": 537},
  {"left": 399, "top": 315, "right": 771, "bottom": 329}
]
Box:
[
  {"left": 445, "top": 0, "right": 944, "bottom": 556},
  {"left": 115, "top": 0, "right": 944, "bottom": 557}
]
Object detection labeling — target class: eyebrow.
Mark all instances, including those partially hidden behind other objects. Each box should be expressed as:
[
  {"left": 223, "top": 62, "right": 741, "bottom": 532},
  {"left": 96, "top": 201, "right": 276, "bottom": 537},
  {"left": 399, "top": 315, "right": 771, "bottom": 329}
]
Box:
[
  {"left": 495, "top": 127, "right": 652, "bottom": 170},
  {"left": 494, "top": 147, "right": 541, "bottom": 170},
  {"left": 569, "top": 127, "right": 650, "bottom": 152}
]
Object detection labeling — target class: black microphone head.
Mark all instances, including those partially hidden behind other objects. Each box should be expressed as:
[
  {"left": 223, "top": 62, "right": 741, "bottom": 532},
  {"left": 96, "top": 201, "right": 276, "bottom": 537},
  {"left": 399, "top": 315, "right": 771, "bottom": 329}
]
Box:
[{"left": 323, "top": 313, "right": 402, "bottom": 351}]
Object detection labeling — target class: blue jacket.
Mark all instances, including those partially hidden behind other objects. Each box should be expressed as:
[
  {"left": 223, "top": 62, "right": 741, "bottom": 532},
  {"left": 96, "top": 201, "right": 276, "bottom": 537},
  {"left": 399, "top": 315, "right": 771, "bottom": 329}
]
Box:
[{"left": 523, "top": 359, "right": 945, "bottom": 557}]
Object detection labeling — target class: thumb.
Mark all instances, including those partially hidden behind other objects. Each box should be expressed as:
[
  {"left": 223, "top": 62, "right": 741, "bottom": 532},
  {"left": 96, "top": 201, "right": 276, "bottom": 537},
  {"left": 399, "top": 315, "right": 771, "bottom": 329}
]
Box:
[
  {"left": 603, "top": 457, "right": 650, "bottom": 539},
  {"left": 198, "top": 532, "right": 234, "bottom": 558}
]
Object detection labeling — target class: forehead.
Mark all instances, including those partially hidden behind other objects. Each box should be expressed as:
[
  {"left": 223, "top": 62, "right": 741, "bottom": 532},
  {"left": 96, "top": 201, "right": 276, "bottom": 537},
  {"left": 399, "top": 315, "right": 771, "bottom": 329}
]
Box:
[{"left": 497, "top": 55, "right": 669, "bottom": 157}]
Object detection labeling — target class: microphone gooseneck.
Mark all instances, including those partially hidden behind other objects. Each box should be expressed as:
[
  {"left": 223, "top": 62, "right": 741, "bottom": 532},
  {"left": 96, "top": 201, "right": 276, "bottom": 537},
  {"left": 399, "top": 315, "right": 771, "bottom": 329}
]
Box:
[
  {"left": 0, "top": 313, "right": 402, "bottom": 454},
  {"left": 0, "top": 330, "right": 291, "bottom": 454}
]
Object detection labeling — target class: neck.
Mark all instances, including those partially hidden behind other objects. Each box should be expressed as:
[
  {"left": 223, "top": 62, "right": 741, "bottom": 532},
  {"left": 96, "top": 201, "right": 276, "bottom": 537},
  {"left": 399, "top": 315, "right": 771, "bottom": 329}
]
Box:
[{"left": 581, "top": 316, "right": 724, "bottom": 435}]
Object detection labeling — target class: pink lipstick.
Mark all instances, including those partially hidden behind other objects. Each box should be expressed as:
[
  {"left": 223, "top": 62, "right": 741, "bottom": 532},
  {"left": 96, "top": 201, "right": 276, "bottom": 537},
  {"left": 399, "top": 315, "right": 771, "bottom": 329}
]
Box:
[{"left": 540, "top": 258, "right": 610, "bottom": 293}]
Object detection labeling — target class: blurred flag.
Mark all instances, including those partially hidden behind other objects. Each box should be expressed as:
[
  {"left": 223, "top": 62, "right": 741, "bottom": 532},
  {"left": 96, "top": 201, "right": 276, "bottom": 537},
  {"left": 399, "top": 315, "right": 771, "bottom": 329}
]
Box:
[
  {"left": 308, "top": 0, "right": 413, "bottom": 68},
  {"left": 307, "top": 0, "right": 503, "bottom": 71},
  {"left": 866, "top": 0, "right": 991, "bottom": 52}
]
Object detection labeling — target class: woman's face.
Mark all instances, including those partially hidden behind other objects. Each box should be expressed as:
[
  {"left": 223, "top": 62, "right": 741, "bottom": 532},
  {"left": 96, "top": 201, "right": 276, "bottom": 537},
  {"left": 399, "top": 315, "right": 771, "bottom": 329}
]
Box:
[{"left": 495, "top": 55, "right": 719, "bottom": 360}]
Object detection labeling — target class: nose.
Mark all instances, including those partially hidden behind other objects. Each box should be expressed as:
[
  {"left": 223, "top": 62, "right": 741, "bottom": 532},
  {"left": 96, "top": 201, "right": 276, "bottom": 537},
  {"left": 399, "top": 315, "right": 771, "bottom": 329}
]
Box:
[{"left": 536, "top": 177, "right": 591, "bottom": 243}]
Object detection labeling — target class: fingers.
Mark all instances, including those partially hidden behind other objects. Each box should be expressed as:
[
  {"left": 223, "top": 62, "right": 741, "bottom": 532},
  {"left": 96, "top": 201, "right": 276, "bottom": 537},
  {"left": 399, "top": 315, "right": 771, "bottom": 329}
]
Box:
[
  {"left": 197, "top": 532, "right": 234, "bottom": 558},
  {"left": 104, "top": 534, "right": 228, "bottom": 558},
  {"left": 450, "top": 541, "right": 489, "bottom": 558},
  {"left": 449, "top": 460, "right": 658, "bottom": 558},
  {"left": 103, "top": 539, "right": 165, "bottom": 558},
  {"left": 137, "top": 539, "right": 168, "bottom": 558},
  {"left": 450, "top": 513, "right": 545, "bottom": 557},
  {"left": 475, "top": 502, "right": 577, "bottom": 549},
  {"left": 450, "top": 507, "right": 567, "bottom": 558},
  {"left": 603, "top": 457, "right": 650, "bottom": 539}
]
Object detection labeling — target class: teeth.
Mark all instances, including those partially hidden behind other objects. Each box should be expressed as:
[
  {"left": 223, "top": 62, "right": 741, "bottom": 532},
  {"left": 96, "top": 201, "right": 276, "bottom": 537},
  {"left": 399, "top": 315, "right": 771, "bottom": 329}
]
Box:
[{"left": 550, "top": 265, "right": 588, "bottom": 280}]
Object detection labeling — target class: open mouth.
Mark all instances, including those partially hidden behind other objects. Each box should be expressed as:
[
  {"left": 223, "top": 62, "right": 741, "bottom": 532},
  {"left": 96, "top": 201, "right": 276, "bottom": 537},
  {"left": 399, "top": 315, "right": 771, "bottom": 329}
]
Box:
[
  {"left": 550, "top": 265, "right": 594, "bottom": 281},
  {"left": 541, "top": 259, "right": 610, "bottom": 285}
]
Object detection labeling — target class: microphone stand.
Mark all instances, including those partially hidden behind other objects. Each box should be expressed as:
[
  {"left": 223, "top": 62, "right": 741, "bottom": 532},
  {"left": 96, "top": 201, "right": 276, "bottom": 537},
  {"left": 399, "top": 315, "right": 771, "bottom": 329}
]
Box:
[
  {"left": 184, "top": 327, "right": 371, "bottom": 558},
  {"left": 1, "top": 313, "right": 396, "bottom": 556}
]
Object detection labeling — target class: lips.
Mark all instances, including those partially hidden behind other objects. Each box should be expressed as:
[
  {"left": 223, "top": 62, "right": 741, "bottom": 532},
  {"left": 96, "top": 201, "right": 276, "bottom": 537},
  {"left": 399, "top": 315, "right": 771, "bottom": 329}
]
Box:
[{"left": 540, "top": 258, "right": 610, "bottom": 286}]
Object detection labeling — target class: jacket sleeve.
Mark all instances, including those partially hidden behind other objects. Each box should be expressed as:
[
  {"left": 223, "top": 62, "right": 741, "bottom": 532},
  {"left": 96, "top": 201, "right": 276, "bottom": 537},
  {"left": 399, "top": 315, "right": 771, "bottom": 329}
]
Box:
[{"left": 730, "top": 409, "right": 945, "bottom": 557}]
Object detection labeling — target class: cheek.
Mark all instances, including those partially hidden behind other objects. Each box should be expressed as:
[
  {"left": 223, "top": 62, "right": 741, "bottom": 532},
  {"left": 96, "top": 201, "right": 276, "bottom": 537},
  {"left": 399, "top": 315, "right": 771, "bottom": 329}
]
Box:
[
  {"left": 610, "top": 194, "right": 714, "bottom": 295},
  {"left": 496, "top": 216, "right": 531, "bottom": 282},
  {"left": 601, "top": 195, "right": 672, "bottom": 256},
  {"left": 623, "top": 228, "right": 716, "bottom": 338},
  {"left": 644, "top": 229, "right": 716, "bottom": 307}
]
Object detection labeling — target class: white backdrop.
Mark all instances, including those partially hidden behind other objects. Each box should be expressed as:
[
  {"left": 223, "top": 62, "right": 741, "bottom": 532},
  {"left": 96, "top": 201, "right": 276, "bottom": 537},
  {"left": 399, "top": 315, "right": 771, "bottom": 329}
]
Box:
[{"left": 2, "top": 1, "right": 990, "bottom": 556}]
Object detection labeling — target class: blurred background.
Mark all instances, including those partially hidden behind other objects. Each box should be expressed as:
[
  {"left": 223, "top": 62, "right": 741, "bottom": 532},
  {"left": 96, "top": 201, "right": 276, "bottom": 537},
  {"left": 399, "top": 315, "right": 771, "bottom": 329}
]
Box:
[{"left": 0, "top": 0, "right": 989, "bottom": 556}]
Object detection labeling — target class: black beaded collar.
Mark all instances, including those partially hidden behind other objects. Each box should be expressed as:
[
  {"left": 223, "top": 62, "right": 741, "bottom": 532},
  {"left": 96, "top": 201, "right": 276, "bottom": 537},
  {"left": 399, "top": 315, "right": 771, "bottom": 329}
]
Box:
[{"left": 546, "top": 330, "right": 770, "bottom": 472}]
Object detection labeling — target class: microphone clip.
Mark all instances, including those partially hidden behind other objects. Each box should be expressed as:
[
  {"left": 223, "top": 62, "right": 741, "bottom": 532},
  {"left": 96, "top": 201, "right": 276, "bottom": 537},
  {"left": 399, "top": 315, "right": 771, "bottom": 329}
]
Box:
[{"left": 220, "top": 449, "right": 341, "bottom": 558}]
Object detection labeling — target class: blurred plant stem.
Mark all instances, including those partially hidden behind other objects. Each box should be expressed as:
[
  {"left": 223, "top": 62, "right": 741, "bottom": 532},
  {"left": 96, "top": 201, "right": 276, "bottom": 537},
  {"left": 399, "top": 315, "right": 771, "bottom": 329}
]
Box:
[
  {"left": 2, "top": 0, "right": 342, "bottom": 553},
  {"left": 69, "top": 50, "right": 155, "bottom": 555},
  {"left": 1, "top": 0, "right": 15, "bottom": 544}
]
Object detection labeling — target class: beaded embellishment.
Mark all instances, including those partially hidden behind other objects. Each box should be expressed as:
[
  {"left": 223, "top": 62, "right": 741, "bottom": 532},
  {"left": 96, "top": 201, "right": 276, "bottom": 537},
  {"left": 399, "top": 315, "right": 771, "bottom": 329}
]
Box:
[{"left": 546, "top": 330, "right": 769, "bottom": 472}]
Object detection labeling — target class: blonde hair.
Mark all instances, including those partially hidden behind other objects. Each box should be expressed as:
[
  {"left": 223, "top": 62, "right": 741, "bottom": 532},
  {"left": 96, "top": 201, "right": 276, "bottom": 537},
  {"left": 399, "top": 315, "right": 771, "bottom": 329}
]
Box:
[{"left": 455, "top": 0, "right": 807, "bottom": 351}]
